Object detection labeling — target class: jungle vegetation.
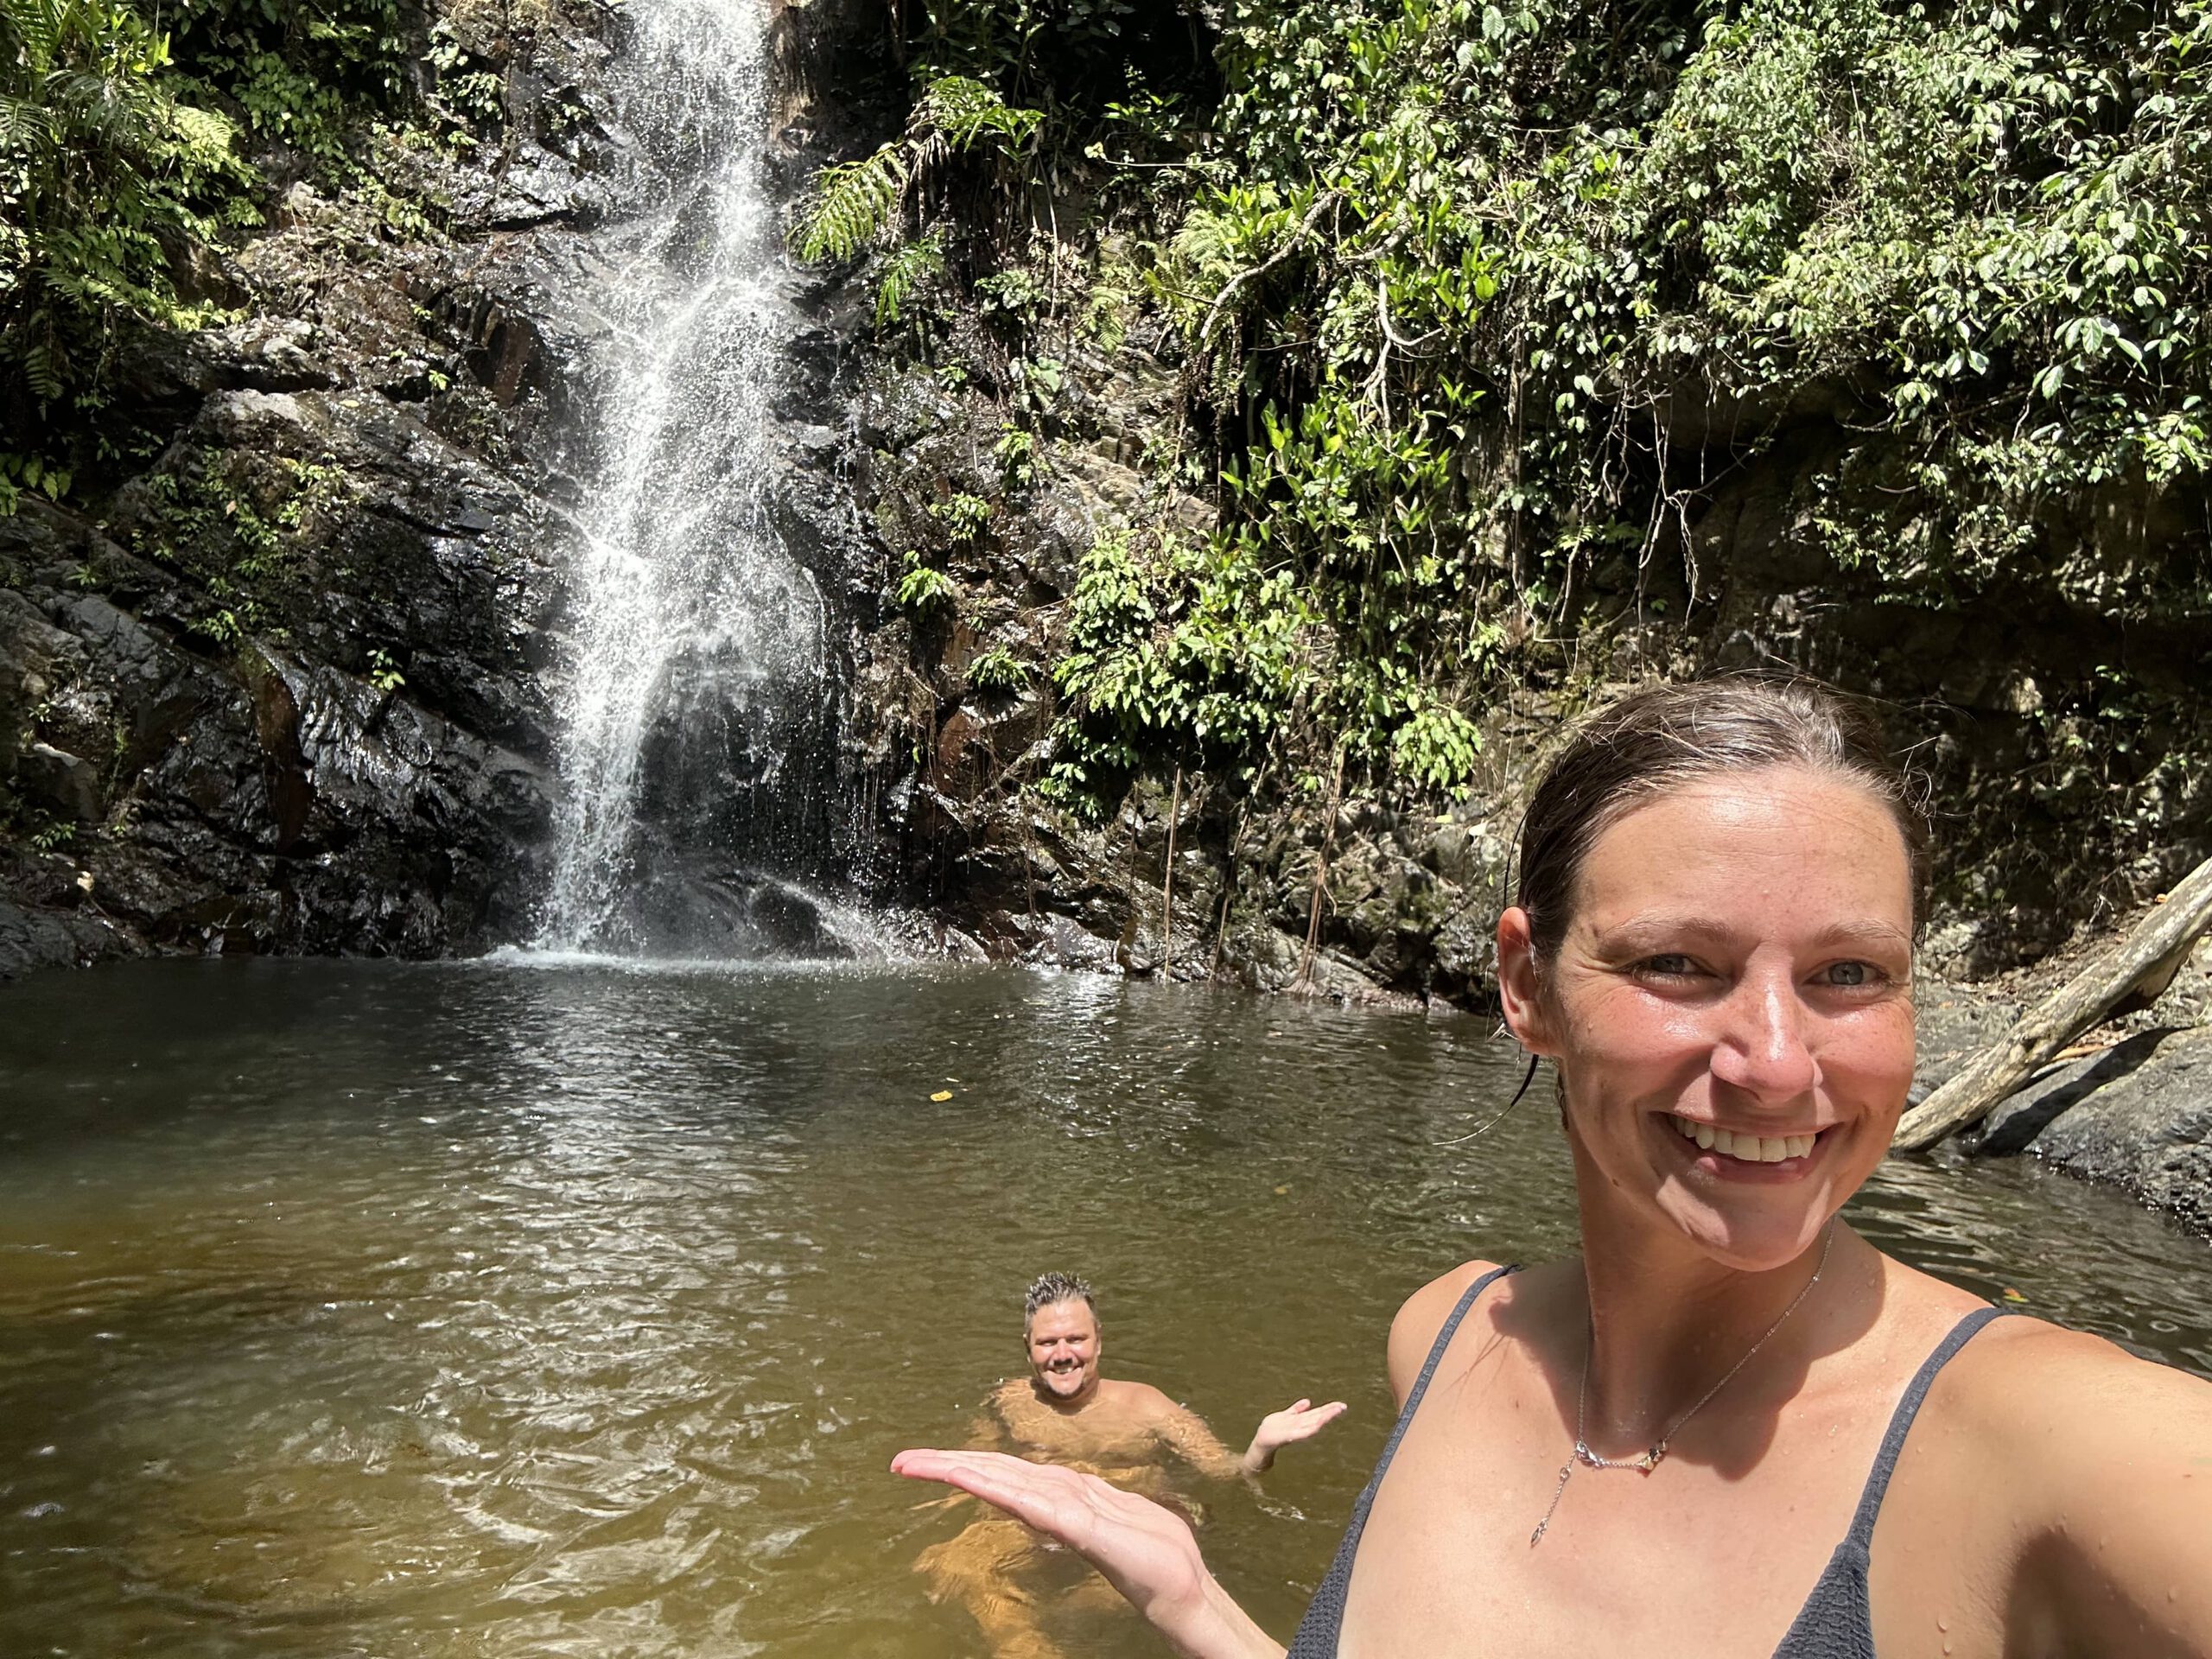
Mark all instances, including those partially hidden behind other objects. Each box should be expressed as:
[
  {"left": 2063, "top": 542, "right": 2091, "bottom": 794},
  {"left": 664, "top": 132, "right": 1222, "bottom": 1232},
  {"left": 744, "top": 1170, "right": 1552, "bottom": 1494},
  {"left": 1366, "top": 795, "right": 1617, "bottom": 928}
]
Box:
[
  {"left": 800, "top": 0, "right": 2212, "bottom": 814},
  {"left": 0, "top": 0, "right": 520, "bottom": 482}
]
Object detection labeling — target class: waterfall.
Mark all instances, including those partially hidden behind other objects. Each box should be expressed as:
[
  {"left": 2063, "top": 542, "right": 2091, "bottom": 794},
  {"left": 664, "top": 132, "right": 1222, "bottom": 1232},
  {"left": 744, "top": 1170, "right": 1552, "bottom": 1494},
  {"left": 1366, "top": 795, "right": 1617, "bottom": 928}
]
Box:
[{"left": 534, "top": 0, "right": 842, "bottom": 957}]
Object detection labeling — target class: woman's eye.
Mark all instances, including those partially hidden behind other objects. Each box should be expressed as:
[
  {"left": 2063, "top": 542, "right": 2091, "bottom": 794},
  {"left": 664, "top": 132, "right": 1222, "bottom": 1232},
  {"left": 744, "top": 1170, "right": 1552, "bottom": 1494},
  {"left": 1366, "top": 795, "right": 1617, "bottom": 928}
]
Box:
[{"left": 1821, "top": 961, "right": 1878, "bottom": 988}]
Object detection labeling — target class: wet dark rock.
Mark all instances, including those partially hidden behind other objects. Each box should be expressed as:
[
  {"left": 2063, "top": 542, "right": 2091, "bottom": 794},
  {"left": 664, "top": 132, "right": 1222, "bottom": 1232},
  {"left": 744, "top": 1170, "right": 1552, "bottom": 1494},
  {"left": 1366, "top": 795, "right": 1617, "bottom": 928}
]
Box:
[
  {"left": 0, "top": 895, "right": 130, "bottom": 981},
  {"left": 620, "top": 859, "right": 860, "bottom": 960},
  {"left": 0, "top": 181, "right": 574, "bottom": 962},
  {"left": 1974, "top": 1027, "right": 2212, "bottom": 1237}
]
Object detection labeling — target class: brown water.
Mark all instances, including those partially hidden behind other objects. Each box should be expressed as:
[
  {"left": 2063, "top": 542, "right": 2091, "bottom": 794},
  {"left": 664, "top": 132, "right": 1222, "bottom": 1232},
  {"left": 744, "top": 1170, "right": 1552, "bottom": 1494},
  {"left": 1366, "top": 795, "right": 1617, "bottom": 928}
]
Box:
[{"left": 2, "top": 959, "right": 2207, "bottom": 1657}]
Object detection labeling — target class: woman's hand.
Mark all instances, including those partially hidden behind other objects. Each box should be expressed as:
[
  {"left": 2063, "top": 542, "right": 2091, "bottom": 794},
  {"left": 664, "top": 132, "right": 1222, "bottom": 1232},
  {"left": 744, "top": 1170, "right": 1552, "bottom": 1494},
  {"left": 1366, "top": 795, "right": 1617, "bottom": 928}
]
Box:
[
  {"left": 892, "top": 1448, "right": 1286, "bottom": 1659},
  {"left": 1243, "top": 1397, "right": 1348, "bottom": 1473}
]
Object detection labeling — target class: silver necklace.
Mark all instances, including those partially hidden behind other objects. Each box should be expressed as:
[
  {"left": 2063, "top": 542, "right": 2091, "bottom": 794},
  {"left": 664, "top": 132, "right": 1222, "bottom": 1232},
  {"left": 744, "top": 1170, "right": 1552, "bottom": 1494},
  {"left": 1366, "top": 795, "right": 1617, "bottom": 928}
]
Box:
[{"left": 1529, "top": 1224, "right": 1835, "bottom": 1548}]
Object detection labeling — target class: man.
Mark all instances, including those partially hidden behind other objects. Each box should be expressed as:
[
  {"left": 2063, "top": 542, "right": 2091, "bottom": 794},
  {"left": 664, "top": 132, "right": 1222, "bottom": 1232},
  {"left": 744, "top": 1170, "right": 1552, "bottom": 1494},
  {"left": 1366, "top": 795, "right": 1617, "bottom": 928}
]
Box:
[{"left": 913, "top": 1272, "right": 1344, "bottom": 1659}]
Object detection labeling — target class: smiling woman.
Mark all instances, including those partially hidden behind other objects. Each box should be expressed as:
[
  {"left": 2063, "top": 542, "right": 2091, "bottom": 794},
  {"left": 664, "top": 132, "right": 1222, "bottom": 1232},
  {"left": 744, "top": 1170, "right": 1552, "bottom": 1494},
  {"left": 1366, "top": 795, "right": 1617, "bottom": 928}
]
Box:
[{"left": 892, "top": 677, "right": 2212, "bottom": 1659}]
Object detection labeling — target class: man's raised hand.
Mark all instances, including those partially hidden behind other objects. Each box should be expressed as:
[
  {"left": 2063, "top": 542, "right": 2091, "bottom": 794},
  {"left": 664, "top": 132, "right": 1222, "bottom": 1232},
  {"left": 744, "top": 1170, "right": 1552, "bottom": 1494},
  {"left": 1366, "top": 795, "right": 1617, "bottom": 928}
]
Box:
[{"left": 1243, "top": 1398, "right": 1348, "bottom": 1472}]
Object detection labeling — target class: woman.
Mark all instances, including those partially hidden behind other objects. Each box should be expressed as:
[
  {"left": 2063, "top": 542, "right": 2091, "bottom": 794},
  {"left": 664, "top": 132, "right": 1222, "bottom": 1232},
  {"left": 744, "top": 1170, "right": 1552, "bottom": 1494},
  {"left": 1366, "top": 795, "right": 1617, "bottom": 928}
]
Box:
[{"left": 894, "top": 678, "right": 2212, "bottom": 1657}]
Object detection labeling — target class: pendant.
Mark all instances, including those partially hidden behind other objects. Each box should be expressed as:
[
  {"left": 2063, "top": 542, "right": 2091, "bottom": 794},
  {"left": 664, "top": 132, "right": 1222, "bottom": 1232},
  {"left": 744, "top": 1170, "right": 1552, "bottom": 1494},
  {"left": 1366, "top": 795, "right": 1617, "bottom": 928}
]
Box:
[
  {"left": 1530, "top": 1459, "right": 1575, "bottom": 1547},
  {"left": 1571, "top": 1438, "right": 1669, "bottom": 1473}
]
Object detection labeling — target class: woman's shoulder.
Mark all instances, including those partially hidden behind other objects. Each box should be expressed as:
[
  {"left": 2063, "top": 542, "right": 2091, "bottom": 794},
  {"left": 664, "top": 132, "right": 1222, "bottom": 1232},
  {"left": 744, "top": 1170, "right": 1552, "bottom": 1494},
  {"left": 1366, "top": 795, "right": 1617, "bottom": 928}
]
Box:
[
  {"left": 1871, "top": 1249, "right": 2212, "bottom": 1458},
  {"left": 1386, "top": 1257, "right": 1534, "bottom": 1403},
  {"left": 1900, "top": 1308, "right": 2212, "bottom": 1643},
  {"left": 1939, "top": 1308, "right": 2212, "bottom": 1458}
]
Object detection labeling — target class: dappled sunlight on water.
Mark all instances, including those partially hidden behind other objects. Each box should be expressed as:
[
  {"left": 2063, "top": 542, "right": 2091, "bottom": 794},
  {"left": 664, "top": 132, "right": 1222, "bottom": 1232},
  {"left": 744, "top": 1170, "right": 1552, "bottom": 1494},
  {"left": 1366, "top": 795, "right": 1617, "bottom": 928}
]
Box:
[{"left": 1, "top": 960, "right": 2206, "bottom": 1656}]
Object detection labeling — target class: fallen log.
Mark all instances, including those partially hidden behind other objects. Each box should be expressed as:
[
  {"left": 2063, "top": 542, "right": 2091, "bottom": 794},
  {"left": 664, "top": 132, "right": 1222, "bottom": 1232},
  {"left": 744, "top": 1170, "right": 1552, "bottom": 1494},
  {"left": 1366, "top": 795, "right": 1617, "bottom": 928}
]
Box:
[{"left": 1892, "top": 853, "right": 2212, "bottom": 1152}]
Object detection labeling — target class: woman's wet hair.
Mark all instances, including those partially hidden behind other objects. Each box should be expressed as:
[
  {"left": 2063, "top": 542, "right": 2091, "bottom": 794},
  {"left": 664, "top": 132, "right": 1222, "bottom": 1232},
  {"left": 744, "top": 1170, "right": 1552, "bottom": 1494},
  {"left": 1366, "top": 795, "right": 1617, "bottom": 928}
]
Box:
[
  {"left": 1515, "top": 677, "right": 1930, "bottom": 964},
  {"left": 1023, "top": 1271, "right": 1096, "bottom": 1331}
]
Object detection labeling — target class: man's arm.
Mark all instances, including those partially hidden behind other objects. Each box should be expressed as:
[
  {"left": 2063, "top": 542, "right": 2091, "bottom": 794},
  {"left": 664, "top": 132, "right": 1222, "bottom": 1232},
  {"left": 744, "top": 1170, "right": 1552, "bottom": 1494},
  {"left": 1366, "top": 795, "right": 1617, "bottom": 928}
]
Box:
[
  {"left": 1153, "top": 1390, "right": 1347, "bottom": 1478},
  {"left": 965, "top": 1384, "right": 1015, "bottom": 1450}
]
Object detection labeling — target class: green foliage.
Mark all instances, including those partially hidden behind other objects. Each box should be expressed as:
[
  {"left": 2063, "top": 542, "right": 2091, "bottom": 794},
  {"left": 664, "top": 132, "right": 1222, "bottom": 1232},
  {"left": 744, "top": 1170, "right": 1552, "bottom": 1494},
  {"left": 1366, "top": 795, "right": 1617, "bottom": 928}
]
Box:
[
  {"left": 931, "top": 490, "right": 992, "bottom": 541},
  {"left": 895, "top": 550, "right": 959, "bottom": 613},
  {"left": 989, "top": 423, "right": 1036, "bottom": 489},
  {"left": 908, "top": 0, "right": 1141, "bottom": 102},
  {"left": 0, "top": 0, "right": 468, "bottom": 431},
  {"left": 0, "top": 0, "right": 249, "bottom": 422},
  {"left": 931, "top": 0, "right": 2212, "bottom": 807},
  {"left": 966, "top": 644, "right": 1033, "bottom": 692},
  {"left": 27, "top": 814, "right": 74, "bottom": 852},
  {"left": 791, "top": 75, "right": 1043, "bottom": 264},
  {"left": 162, "top": 0, "right": 418, "bottom": 169},
  {"left": 874, "top": 230, "right": 948, "bottom": 327},
  {"left": 0, "top": 448, "right": 71, "bottom": 514},
  {"left": 1189, "top": 0, "right": 2212, "bottom": 606},
  {"left": 1389, "top": 693, "right": 1483, "bottom": 794},
  {"left": 131, "top": 449, "right": 354, "bottom": 645},
  {"left": 795, "top": 144, "right": 908, "bottom": 264},
  {"left": 1046, "top": 527, "right": 1319, "bottom": 814}
]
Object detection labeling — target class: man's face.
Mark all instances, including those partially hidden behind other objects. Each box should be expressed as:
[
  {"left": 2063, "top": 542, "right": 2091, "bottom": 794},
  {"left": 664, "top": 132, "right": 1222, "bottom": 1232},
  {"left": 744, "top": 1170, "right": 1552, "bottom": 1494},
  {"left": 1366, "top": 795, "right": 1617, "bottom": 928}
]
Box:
[{"left": 1025, "top": 1299, "right": 1101, "bottom": 1402}]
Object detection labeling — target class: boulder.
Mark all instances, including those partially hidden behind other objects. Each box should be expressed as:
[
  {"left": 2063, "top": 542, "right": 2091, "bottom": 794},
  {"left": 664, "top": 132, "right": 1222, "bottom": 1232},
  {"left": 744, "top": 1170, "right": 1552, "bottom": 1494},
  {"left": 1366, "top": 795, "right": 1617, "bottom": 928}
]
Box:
[
  {"left": 1974, "top": 1027, "right": 2212, "bottom": 1236},
  {"left": 0, "top": 898, "right": 130, "bottom": 981}
]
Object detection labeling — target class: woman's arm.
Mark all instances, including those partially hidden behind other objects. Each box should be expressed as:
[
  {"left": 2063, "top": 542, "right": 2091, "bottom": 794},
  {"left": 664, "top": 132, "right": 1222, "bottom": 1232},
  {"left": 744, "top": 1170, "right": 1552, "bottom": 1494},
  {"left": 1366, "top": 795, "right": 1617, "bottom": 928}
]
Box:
[
  {"left": 892, "top": 1448, "right": 1287, "bottom": 1659},
  {"left": 1986, "top": 1327, "right": 2212, "bottom": 1654}
]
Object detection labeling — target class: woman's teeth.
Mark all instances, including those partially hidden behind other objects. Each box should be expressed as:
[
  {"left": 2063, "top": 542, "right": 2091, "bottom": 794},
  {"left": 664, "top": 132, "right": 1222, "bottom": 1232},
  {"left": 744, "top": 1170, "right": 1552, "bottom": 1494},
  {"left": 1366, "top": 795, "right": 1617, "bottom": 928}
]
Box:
[{"left": 1669, "top": 1116, "right": 1815, "bottom": 1163}]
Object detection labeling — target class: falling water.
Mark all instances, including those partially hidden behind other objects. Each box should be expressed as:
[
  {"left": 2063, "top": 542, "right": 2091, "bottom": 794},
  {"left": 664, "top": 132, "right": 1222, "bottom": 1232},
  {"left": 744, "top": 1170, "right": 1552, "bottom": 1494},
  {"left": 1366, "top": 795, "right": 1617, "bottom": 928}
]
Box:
[{"left": 535, "top": 0, "right": 839, "bottom": 955}]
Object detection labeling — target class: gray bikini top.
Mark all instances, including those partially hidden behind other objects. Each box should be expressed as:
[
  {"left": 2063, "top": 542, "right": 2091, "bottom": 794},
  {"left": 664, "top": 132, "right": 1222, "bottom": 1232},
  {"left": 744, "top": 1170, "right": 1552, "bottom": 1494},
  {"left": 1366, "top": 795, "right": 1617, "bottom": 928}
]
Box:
[{"left": 1287, "top": 1266, "right": 2007, "bottom": 1658}]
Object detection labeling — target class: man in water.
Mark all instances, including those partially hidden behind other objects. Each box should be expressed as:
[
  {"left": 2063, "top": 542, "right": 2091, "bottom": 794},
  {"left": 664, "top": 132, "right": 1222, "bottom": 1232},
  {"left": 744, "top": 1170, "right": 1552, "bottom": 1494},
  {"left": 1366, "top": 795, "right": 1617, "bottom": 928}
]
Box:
[{"left": 913, "top": 1272, "right": 1345, "bottom": 1659}]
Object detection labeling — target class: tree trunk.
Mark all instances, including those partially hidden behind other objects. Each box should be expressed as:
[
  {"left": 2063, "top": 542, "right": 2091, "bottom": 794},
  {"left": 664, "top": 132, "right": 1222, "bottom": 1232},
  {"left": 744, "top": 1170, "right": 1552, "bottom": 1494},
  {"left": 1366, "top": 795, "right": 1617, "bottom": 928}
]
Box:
[{"left": 1891, "top": 855, "right": 2212, "bottom": 1152}]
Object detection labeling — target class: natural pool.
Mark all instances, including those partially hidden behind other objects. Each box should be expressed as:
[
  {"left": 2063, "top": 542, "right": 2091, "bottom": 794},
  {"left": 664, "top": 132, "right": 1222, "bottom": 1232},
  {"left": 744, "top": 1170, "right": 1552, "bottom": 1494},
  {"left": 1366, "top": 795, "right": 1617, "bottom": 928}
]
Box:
[{"left": 3, "top": 959, "right": 2208, "bottom": 1657}]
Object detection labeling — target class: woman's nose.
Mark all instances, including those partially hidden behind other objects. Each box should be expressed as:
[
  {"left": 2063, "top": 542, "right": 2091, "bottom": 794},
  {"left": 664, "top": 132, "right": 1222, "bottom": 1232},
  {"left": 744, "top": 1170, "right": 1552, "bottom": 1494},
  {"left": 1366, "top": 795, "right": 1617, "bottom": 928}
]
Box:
[{"left": 1709, "top": 976, "right": 1817, "bottom": 1100}]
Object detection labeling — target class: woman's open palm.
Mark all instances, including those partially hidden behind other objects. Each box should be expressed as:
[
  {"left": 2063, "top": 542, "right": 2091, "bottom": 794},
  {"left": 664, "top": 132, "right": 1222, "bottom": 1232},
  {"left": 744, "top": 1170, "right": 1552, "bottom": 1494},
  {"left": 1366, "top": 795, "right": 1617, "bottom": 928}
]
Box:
[{"left": 892, "top": 1448, "right": 1207, "bottom": 1621}]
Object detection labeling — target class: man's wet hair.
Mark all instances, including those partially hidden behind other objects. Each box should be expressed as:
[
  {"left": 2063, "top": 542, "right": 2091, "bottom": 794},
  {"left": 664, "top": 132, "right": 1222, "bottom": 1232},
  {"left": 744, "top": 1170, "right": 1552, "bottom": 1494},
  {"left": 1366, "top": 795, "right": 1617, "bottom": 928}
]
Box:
[{"left": 1024, "top": 1271, "right": 1096, "bottom": 1332}]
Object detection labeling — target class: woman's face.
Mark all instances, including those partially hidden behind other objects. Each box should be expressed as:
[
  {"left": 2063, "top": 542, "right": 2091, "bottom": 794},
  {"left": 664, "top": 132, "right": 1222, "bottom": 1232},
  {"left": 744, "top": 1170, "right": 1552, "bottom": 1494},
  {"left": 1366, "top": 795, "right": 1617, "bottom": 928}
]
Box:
[{"left": 1497, "top": 766, "right": 1917, "bottom": 1271}]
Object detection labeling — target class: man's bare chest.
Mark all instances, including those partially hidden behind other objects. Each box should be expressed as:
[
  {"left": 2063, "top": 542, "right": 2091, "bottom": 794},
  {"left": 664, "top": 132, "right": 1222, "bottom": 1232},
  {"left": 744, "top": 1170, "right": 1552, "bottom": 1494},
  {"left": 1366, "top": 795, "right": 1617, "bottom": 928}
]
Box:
[{"left": 995, "top": 1390, "right": 1162, "bottom": 1465}]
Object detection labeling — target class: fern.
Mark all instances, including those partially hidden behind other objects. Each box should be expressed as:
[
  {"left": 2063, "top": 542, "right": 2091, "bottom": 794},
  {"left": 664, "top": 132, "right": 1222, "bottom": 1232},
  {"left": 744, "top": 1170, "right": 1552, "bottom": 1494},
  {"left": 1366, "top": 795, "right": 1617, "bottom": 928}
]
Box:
[
  {"left": 918, "top": 74, "right": 1043, "bottom": 153},
  {"left": 790, "top": 73, "right": 1043, "bottom": 264},
  {"left": 793, "top": 145, "right": 910, "bottom": 262},
  {"left": 0, "top": 0, "right": 246, "bottom": 419},
  {"left": 874, "top": 232, "right": 948, "bottom": 326}
]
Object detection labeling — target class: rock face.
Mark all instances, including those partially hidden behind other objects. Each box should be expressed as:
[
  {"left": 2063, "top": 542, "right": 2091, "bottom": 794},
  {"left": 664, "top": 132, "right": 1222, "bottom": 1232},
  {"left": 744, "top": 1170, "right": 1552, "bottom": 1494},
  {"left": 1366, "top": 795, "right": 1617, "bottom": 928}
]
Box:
[
  {"left": 1975, "top": 1026, "right": 2212, "bottom": 1237},
  {"left": 0, "top": 3, "right": 871, "bottom": 976},
  {"left": 0, "top": 97, "right": 592, "bottom": 971},
  {"left": 811, "top": 165, "right": 2207, "bottom": 1010},
  {"left": 836, "top": 319, "right": 2212, "bottom": 1002},
  {"left": 0, "top": 368, "right": 565, "bottom": 966}
]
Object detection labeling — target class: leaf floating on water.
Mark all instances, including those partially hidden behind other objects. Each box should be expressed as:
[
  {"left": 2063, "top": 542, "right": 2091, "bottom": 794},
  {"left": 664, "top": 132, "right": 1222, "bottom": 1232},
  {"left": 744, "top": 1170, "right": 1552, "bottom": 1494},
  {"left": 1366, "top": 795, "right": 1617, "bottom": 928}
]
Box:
[
  {"left": 2001, "top": 1287, "right": 2029, "bottom": 1303},
  {"left": 930, "top": 1090, "right": 954, "bottom": 1102},
  {"left": 1273, "top": 1185, "right": 1291, "bottom": 1196}
]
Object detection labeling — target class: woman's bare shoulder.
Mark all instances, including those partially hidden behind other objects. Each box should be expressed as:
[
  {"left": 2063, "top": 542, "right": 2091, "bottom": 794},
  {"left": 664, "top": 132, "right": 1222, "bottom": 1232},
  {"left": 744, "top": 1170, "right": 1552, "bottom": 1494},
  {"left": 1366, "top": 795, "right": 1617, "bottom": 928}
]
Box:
[
  {"left": 1870, "top": 1248, "right": 2212, "bottom": 1452},
  {"left": 1928, "top": 1314, "right": 2212, "bottom": 1643},
  {"left": 1944, "top": 1312, "right": 2212, "bottom": 1450},
  {"left": 1386, "top": 1257, "right": 1519, "bottom": 1404}
]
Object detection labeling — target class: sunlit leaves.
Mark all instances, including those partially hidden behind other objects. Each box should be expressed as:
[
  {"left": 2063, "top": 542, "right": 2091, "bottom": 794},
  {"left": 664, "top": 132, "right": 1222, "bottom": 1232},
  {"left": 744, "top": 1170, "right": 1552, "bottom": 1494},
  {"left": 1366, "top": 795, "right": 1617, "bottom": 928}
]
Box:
[
  {"left": 790, "top": 75, "right": 1042, "bottom": 264},
  {"left": 0, "top": 0, "right": 249, "bottom": 424}
]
